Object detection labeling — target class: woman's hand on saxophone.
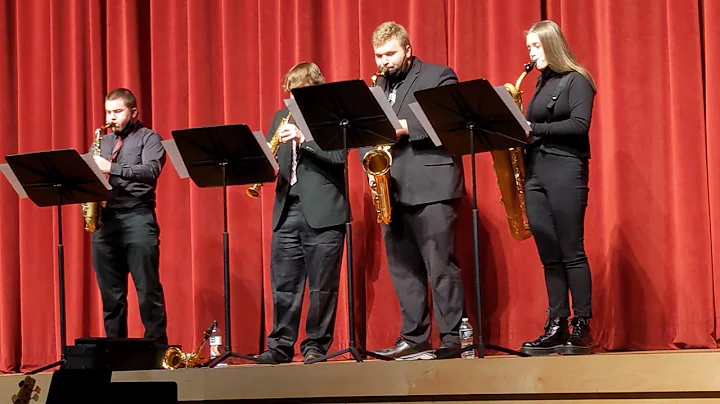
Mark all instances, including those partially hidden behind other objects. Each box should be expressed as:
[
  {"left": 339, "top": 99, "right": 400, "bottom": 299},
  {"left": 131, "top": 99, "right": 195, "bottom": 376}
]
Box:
[{"left": 278, "top": 123, "right": 305, "bottom": 144}]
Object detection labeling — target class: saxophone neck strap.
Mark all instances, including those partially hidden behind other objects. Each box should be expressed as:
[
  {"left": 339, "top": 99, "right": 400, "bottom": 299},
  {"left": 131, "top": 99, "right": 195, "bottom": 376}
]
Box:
[{"left": 546, "top": 73, "right": 572, "bottom": 110}]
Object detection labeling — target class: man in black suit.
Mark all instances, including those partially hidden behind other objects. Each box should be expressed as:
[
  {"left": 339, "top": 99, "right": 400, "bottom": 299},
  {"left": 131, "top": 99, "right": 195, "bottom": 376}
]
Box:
[
  {"left": 366, "top": 21, "right": 465, "bottom": 359},
  {"left": 256, "top": 62, "right": 349, "bottom": 365}
]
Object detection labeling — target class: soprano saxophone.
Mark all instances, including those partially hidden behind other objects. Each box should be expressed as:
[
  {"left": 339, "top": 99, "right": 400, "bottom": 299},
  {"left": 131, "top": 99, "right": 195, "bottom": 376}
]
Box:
[
  {"left": 81, "top": 122, "right": 113, "bottom": 232},
  {"left": 246, "top": 112, "right": 291, "bottom": 198}
]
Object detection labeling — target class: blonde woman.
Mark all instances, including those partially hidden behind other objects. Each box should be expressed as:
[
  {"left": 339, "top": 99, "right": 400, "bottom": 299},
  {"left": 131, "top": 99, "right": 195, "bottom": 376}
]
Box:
[{"left": 519, "top": 20, "right": 597, "bottom": 356}]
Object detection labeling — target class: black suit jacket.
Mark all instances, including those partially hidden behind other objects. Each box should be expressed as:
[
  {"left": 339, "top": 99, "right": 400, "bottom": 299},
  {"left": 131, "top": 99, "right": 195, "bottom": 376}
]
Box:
[
  {"left": 363, "top": 57, "right": 465, "bottom": 206},
  {"left": 267, "top": 108, "right": 350, "bottom": 231}
]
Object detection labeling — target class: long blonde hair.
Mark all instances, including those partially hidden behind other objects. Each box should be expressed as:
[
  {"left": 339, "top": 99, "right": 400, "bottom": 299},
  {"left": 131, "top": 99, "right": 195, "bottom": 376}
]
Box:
[{"left": 527, "top": 20, "right": 596, "bottom": 93}]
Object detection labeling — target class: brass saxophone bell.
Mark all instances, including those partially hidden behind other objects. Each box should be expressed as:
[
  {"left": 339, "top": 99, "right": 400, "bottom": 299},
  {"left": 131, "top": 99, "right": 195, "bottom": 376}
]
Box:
[{"left": 162, "top": 320, "right": 216, "bottom": 370}]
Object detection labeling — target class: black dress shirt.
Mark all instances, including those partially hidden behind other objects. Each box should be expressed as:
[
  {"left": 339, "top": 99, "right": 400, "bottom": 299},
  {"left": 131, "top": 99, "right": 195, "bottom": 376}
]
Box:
[{"left": 96, "top": 121, "right": 166, "bottom": 210}]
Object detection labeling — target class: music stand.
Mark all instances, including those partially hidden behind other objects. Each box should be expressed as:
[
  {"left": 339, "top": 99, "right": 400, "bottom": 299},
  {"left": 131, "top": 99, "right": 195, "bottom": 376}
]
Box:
[
  {"left": 287, "top": 79, "right": 399, "bottom": 363},
  {"left": 0, "top": 149, "right": 111, "bottom": 373},
  {"left": 410, "top": 78, "right": 532, "bottom": 358},
  {"left": 163, "top": 124, "right": 278, "bottom": 367}
]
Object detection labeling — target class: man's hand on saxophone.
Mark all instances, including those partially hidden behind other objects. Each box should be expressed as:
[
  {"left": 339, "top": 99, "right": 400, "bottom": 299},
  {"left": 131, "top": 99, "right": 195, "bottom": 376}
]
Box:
[
  {"left": 94, "top": 155, "right": 112, "bottom": 174},
  {"left": 278, "top": 123, "right": 305, "bottom": 144}
]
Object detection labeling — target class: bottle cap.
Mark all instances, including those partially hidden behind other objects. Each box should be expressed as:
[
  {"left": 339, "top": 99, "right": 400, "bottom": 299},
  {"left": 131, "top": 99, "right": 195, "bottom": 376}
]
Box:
[{"left": 462, "top": 317, "right": 469, "bottom": 321}]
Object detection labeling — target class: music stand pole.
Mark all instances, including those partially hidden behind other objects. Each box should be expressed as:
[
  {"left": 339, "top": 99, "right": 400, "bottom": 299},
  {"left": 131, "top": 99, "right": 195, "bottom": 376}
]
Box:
[
  {"left": 207, "top": 162, "right": 259, "bottom": 367},
  {"left": 166, "top": 124, "right": 276, "bottom": 368},
  {"left": 27, "top": 187, "right": 69, "bottom": 374},
  {"left": 0, "top": 149, "right": 111, "bottom": 374},
  {"left": 411, "top": 79, "right": 534, "bottom": 359},
  {"left": 306, "top": 120, "right": 392, "bottom": 364}
]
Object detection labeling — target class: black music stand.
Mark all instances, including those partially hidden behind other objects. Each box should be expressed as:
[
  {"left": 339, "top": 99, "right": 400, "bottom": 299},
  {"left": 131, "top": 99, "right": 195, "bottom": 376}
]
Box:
[
  {"left": 288, "top": 79, "right": 399, "bottom": 363},
  {"left": 411, "top": 78, "right": 531, "bottom": 359},
  {"left": 0, "top": 149, "right": 111, "bottom": 373},
  {"left": 165, "top": 124, "right": 278, "bottom": 367}
]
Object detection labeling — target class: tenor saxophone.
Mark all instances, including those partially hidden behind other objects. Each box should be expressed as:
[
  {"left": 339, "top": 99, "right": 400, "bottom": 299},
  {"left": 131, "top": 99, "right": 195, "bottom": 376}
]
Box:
[
  {"left": 489, "top": 61, "right": 536, "bottom": 240},
  {"left": 81, "top": 122, "right": 113, "bottom": 232},
  {"left": 246, "top": 112, "right": 291, "bottom": 198},
  {"left": 363, "top": 67, "right": 393, "bottom": 224}
]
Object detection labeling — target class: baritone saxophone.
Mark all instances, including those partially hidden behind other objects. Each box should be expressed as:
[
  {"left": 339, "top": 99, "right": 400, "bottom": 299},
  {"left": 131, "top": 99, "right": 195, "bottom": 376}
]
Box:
[
  {"left": 81, "top": 122, "right": 113, "bottom": 232},
  {"left": 489, "top": 60, "right": 535, "bottom": 240},
  {"left": 246, "top": 112, "right": 291, "bottom": 198},
  {"left": 363, "top": 67, "right": 393, "bottom": 224}
]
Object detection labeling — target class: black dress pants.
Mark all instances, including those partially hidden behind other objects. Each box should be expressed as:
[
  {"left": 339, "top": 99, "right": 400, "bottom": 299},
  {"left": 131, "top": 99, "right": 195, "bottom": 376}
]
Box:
[
  {"left": 381, "top": 200, "right": 464, "bottom": 346},
  {"left": 268, "top": 198, "right": 345, "bottom": 360},
  {"left": 91, "top": 207, "right": 168, "bottom": 344},
  {"left": 525, "top": 149, "right": 592, "bottom": 318}
]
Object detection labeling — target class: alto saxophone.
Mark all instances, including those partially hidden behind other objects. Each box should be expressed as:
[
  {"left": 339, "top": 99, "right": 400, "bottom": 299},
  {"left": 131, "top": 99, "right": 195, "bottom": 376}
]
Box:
[
  {"left": 162, "top": 321, "right": 216, "bottom": 370},
  {"left": 489, "top": 61, "right": 536, "bottom": 240},
  {"left": 81, "top": 122, "right": 113, "bottom": 232},
  {"left": 363, "top": 67, "right": 393, "bottom": 224},
  {"left": 246, "top": 112, "right": 291, "bottom": 198}
]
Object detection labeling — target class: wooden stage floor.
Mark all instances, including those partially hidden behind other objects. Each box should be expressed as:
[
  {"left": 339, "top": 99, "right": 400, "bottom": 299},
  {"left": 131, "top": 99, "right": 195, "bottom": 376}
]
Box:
[{"left": 2, "top": 350, "right": 720, "bottom": 403}]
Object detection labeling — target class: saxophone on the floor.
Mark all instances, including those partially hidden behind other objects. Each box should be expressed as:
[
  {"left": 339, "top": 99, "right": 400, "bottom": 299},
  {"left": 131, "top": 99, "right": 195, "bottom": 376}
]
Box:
[
  {"left": 81, "top": 122, "right": 113, "bottom": 232},
  {"left": 162, "top": 321, "right": 216, "bottom": 370},
  {"left": 489, "top": 60, "right": 536, "bottom": 240},
  {"left": 246, "top": 112, "right": 291, "bottom": 198},
  {"left": 362, "top": 67, "right": 393, "bottom": 224}
]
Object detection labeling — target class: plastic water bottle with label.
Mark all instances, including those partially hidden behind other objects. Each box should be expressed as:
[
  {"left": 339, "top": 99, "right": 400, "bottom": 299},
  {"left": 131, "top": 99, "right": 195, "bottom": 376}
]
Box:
[
  {"left": 459, "top": 317, "right": 475, "bottom": 359},
  {"left": 209, "top": 320, "right": 227, "bottom": 366}
]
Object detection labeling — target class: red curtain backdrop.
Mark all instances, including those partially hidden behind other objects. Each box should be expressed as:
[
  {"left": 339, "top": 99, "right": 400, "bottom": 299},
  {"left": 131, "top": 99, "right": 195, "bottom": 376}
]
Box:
[{"left": 0, "top": 0, "right": 717, "bottom": 372}]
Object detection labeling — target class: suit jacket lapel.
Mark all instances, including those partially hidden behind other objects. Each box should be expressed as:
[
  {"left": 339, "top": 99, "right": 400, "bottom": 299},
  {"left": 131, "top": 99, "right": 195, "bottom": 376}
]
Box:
[{"left": 393, "top": 57, "right": 422, "bottom": 113}]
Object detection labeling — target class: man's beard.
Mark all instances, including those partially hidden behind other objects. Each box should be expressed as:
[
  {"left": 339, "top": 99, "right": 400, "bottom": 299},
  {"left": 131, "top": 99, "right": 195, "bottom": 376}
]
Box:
[
  {"left": 386, "top": 56, "right": 411, "bottom": 82},
  {"left": 114, "top": 120, "right": 136, "bottom": 135}
]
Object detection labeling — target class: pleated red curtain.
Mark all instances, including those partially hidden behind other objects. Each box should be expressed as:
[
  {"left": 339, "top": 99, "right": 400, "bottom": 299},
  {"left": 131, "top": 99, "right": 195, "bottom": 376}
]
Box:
[{"left": 0, "top": 0, "right": 717, "bottom": 372}]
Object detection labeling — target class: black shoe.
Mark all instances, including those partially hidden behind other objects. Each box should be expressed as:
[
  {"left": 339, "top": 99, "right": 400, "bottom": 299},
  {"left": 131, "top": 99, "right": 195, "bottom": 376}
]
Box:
[
  {"left": 255, "top": 349, "right": 291, "bottom": 365},
  {"left": 434, "top": 341, "right": 462, "bottom": 359},
  {"left": 559, "top": 317, "right": 593, "bottom": 355},
  {"left": 303, "top": 348, "right": 325, "bottom": 364},
  {"left": 372, "top": 337, "right": 431, "bottom": 359},
  {"left": 519, "top": 316, "right": 569, "bottom": 356}
]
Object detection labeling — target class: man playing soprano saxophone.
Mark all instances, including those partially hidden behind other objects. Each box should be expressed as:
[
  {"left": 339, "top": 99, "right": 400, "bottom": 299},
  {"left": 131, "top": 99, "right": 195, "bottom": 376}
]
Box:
[
  {"left": 256, "top": 62, "right": 350, "bottom": 365},
  {"left": 91, "top": 88, "right": 169, "bottom": 346},
  {"left": 365, "top": 21, "right": 466, "bottom": 359}
]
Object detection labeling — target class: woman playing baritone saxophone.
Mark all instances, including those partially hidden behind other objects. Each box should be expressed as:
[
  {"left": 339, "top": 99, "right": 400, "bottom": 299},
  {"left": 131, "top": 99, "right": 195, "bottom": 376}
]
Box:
[{"left": 519, "top": 20, "right": 597, "bottom": 356}]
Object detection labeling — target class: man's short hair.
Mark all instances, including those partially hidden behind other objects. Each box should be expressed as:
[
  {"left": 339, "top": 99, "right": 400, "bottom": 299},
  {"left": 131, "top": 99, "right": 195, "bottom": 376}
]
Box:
[
  {"left": 105, "top": 88, "right": 137, "bottom": 109},
  {"left": 372, "top": 21, "right": 411, "bottom": 49}
]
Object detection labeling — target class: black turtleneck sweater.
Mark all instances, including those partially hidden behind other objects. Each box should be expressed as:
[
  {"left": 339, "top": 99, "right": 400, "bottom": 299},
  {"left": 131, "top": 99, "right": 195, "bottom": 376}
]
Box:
[
  {"left": 95, "top": 121, "right": 166, "bottom": 210},
  {"left": 525, "top": 68, "right": 595, "bottom": 159}
]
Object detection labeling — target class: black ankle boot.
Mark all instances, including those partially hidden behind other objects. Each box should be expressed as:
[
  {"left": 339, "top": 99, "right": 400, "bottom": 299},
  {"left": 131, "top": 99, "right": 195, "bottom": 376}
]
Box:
[
  {"left": 520, "top": 317, "right": 569, "bottom": 356},
  {"left": 559, "top": 317, "right": 593, "bottom": 355}
]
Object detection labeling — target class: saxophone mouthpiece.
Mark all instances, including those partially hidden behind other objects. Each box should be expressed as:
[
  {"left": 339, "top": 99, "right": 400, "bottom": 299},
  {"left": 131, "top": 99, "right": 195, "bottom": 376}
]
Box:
[{"left": 525, "top": 60, "right": 536, "bottom": 72}]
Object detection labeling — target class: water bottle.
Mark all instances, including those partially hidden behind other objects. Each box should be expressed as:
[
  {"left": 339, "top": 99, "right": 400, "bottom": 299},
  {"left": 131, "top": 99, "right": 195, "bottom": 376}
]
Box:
[
  {"left": 459, "top": 317, "right": 475, "bottom": 359},
  {"left": 209, "top": 321, "right": 226, "bottom": 366}
]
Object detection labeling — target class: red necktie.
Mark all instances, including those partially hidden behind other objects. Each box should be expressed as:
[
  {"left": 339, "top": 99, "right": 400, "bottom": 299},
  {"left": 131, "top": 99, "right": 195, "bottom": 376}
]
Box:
[{"left": 110, "top": 136, "right": 123, "bottom": 162}]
